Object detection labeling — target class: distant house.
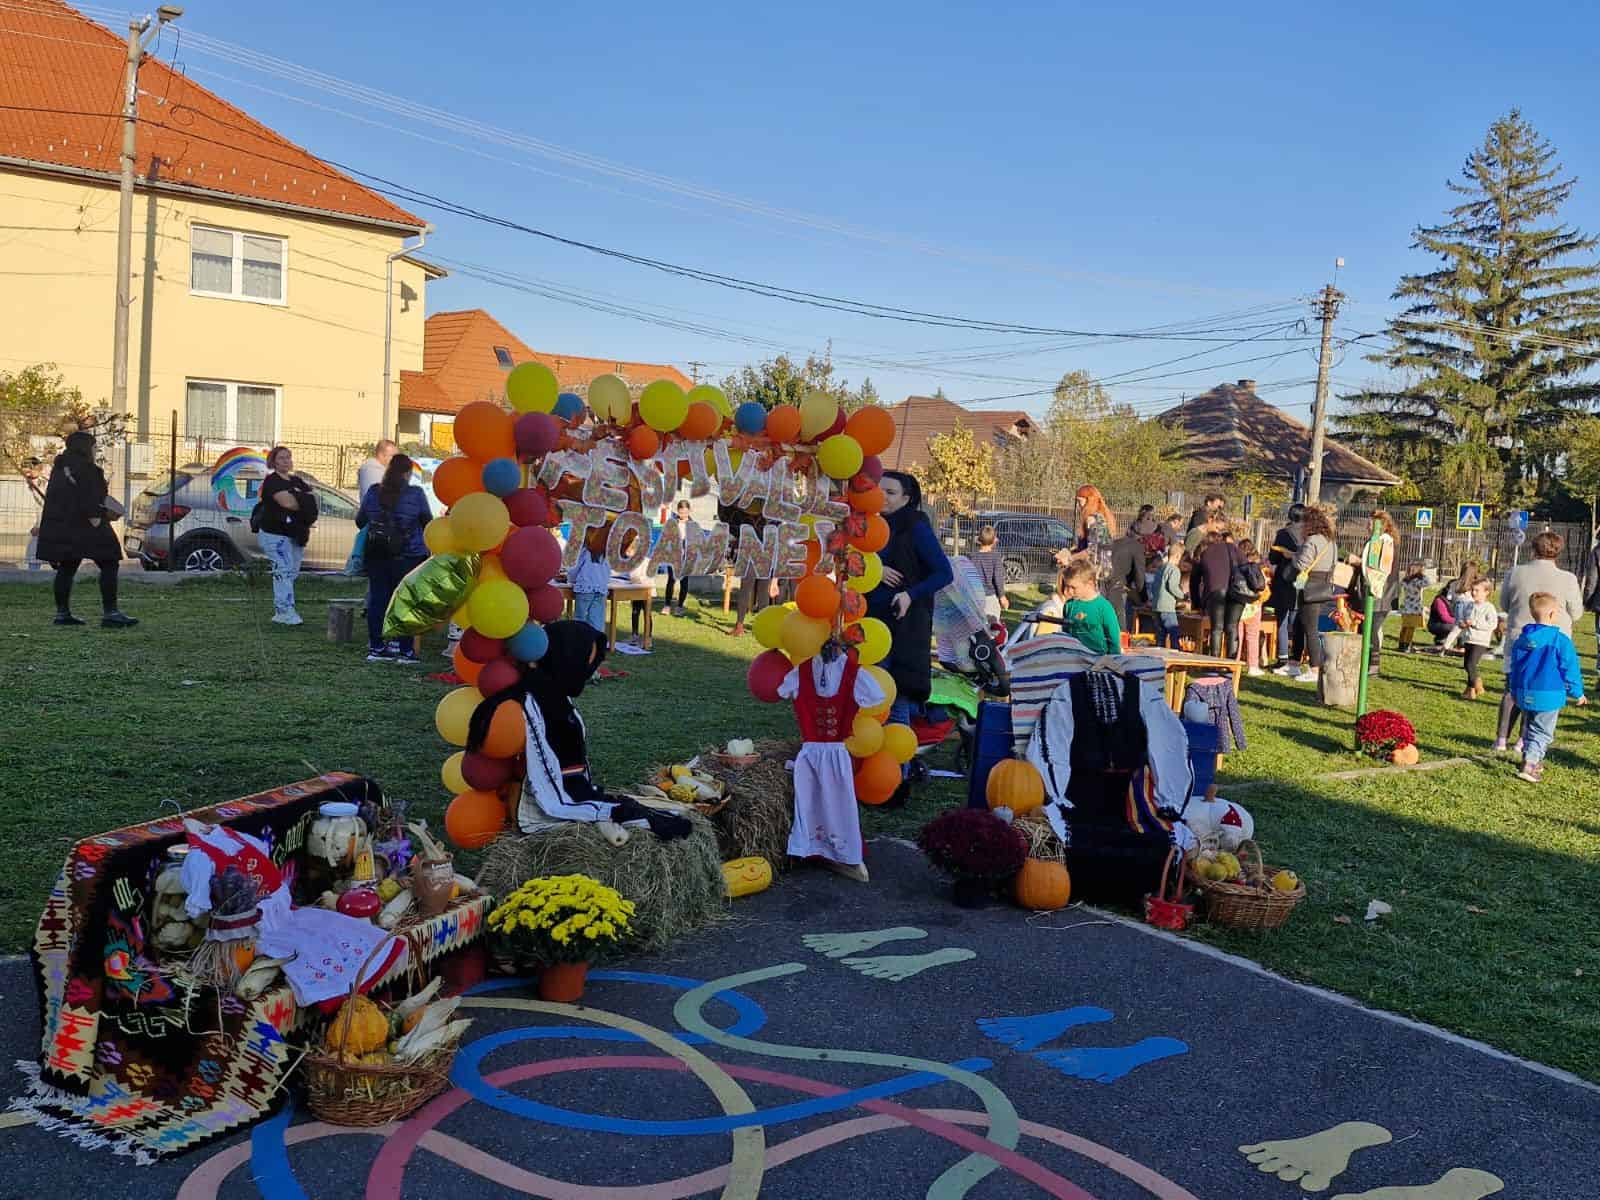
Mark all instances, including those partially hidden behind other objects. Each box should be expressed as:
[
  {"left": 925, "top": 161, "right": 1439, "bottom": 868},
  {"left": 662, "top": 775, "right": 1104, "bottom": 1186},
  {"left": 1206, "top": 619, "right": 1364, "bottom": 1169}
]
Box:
[
  {"left": 881, "top": 394, "right": 1037, "bottom": 470},
  {"left": 1156, "top": 379, "right": 1399, "bottom": 504},
  {"left": 398, "top": 310, "right": 693, "bottom": 448}
]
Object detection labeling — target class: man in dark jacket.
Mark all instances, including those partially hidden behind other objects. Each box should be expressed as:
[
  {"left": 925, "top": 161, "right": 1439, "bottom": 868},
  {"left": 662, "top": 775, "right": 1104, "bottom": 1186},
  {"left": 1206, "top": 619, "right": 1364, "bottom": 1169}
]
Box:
[
  {"left": 36, "top": 431, "right": 137, "bottom": 627},
  {"left": 1103, "top": 530, "right": 1147, "bottom": 632}
]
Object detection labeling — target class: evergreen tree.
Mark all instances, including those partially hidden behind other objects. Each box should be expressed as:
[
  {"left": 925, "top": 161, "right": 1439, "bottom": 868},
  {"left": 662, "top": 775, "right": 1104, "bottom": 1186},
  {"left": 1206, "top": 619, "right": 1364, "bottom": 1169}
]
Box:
[{"left": 1336, "top": 111, "right": 1600, "bottom": 503}]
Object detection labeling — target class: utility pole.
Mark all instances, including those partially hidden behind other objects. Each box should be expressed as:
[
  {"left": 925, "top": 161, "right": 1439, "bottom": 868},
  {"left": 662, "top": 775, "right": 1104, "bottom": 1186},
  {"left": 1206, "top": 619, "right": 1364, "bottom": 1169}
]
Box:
[
  {"left": 1305, "top": 267, "right": 1345, "bottom": 506},
  {"left": 687, "top": 360, "right": 705, "bottom": 384}
]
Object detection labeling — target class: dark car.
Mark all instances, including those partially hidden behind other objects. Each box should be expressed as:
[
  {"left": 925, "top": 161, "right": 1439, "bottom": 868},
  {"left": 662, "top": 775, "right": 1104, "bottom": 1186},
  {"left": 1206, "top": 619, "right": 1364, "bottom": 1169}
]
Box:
[{"left": 941, "top": 510, "right": 1076, "bottom": 585}]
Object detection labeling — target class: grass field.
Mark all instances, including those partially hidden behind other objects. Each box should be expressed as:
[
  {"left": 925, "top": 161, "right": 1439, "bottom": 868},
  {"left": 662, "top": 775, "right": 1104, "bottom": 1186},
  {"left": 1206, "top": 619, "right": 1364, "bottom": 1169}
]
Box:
[{"left": 2, "top": 572, "right": 1597, "bottom": 1081}]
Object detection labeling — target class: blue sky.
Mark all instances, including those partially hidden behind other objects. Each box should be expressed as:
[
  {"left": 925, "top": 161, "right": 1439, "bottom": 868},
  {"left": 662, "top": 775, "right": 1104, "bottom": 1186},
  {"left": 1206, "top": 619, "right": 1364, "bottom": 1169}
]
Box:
[{"left": 139, "top": 0, "right": 1600, "bottom": 420}]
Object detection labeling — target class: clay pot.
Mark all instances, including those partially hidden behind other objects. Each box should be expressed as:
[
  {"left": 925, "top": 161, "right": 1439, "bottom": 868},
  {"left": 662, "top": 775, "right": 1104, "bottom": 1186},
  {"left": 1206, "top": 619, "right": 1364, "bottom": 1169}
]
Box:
[{"left": 538, "top": 961, "right": 589, "bottom": 1003}]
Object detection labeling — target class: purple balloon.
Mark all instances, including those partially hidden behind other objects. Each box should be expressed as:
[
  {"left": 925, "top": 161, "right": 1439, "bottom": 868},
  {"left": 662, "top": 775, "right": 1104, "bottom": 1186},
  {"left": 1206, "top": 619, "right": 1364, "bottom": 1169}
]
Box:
[{"left": 514, "top": 412, "right": 561, "bottom": 461}]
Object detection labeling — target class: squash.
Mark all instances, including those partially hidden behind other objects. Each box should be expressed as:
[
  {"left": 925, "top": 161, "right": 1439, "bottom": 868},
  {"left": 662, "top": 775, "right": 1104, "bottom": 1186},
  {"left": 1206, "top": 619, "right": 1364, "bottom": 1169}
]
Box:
[
  {"left": 986, "top": 759, "right": 1045, "bottom": 816},
  {"left": 722, "top": 856, "right": 773, "bottom": 898},
  {"left": 1013, "top": 858, "right": 1071, "bottom": 911},
  {"left": 324, "top": 996, "right": 388, "bottom": 1056},
  {"left": 231, "top": 943, "right": 256, "bottom": 973},
  {"left": 1390, "top": 743, "right": 1420, "bottom": 766}
]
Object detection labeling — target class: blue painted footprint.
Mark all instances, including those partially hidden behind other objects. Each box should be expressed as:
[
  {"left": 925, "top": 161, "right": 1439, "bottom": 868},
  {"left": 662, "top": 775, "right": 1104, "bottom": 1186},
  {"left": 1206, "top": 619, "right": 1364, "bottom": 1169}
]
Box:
[
  {"left": 1034, "top": 1036, "right": 1189, "bottom": 1083},
  {"left": 976, "top": 1006, "right": 1114, "bottom": 1051}
]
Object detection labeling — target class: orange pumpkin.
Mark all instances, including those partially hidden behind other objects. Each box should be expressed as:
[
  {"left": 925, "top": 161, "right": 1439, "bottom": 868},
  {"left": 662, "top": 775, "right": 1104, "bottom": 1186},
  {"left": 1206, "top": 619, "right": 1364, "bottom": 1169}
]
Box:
[
  {"left": 1013, "top": 858, "right": 1071, "bottom": 910},
  {"left": 1390, "top": 743, "right": 1420, "bottom": 766},
  {"left": 445, "top": 788, "right": 508, "bottom": 849},
  {"left": 986, "top": 758, "right": 1045, "bottom": 815},
  {"left": 232, "top": 943, "right": 257, "bottom": 972}
]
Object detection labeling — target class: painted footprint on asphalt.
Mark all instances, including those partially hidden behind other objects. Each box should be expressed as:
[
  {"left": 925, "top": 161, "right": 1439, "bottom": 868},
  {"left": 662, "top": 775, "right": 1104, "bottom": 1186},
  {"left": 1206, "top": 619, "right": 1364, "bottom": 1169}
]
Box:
[
  {"left": 802, "top": 927, "right": 927, "bottom": 958},
  {"left": 976, "top": 1006, "right": 1114, "bottom": 1051},
  {"left": 839, "top": 947, "right": 976, "bottom": 981},
  {"left": 1330, "top": 1168, "right": 1504, "bottom": 1200},
  {"left": 1033, "top": 1036, "right": 1188, "bottom": 1083},
  {"left": 1239, "top": 1121, "right": 1394, "bottom": 1191}
]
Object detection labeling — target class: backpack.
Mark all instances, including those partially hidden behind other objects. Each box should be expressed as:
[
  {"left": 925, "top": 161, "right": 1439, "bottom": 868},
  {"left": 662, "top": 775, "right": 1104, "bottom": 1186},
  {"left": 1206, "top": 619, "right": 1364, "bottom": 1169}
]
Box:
[
  {"left": 364, "top": 497, "right": 401, "bottom": 560},
  {"left": 1228, "top": 558, "right": 1266, "bottom": 603}
]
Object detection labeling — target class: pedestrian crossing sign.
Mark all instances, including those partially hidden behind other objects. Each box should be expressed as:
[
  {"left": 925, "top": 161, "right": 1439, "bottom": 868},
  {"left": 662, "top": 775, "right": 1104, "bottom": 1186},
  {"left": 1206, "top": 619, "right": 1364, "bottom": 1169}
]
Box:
[
  {"left": 1456, "top": 503, "right": 1483, "bottom": 530},
  {"left": 1415, "top": 508, "right": 1433, "bottom": 528}
]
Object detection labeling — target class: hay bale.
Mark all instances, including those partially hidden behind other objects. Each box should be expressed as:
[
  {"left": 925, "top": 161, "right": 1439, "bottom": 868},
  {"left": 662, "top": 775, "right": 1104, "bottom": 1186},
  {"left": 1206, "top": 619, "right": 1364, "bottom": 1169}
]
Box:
[
  {"left": 477, "top": 814, "right": 727, "bottom": 953},
  {"left": 693, "top": 741, "right": 797, "bottom": 874},
  {"left": 1015, "top": 811, "right": 1066, "bottom": 863}
]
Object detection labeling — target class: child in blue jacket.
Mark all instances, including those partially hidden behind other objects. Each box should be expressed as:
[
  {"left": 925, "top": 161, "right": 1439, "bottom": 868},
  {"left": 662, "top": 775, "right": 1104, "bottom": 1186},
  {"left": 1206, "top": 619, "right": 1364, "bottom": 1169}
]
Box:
[{"left": 1506, "top": 591, "right": 1587, "bottom": 783}]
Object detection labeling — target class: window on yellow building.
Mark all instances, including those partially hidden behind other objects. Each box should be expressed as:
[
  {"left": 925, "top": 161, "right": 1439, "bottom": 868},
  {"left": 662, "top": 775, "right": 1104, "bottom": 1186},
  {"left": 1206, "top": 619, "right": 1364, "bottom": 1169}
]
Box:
[
  {"left": 191, "top": 225, "right": 286, "bottom": 303},
  {"left": 186, "top": 379, "right": 280, "bottom": 443}
]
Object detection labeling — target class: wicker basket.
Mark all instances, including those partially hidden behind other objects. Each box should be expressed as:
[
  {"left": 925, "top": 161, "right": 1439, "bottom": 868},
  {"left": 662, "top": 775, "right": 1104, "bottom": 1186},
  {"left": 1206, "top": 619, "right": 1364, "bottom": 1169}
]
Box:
[{"left": 1189, "top": 840, "right": 1305, "bottom": 930}]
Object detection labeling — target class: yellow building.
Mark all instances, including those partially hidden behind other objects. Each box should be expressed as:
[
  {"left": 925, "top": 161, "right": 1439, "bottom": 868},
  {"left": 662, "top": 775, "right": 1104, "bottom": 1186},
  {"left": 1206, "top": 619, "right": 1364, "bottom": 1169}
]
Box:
[{"left": 0, "top": 1, "right": 437, "bottom": 468}]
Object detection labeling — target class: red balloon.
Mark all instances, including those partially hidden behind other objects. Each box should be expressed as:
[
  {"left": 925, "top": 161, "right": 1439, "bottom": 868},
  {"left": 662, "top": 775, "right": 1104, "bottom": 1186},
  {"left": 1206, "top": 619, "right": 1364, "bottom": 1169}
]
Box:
[
  {"left": 462, "top": 750, "right": 518, "bottom": 791},
  {"left": 501, "top": 526, "right": 562, "bottom": 588},
  {"left": 747, "top": 649, "right": 792, "bottom": 703},
  {"left": 460, "top": 629, "right": 504, "bottom": 664},
  {"left": 514, "top": 412, "right": 561, "bottom": 461},
  {"left": 527, "top": 583, "right": 565, "bottom": 624},
  {"left": 824, "top": 409, "right": 848, "bottom": 438},
  {"left": 851, "top": 456, "right": 884, "bottom": 490},
  {"left": 504, "top": 487, "right": 550, "bottom": 528},
  {"left": 477, "top": 657, "right": 522, "bottom": 697}
]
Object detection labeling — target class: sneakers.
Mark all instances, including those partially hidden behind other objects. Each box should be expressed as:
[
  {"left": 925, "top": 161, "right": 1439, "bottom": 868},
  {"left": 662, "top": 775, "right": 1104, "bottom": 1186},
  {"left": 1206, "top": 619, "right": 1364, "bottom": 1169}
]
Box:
[
  {"left": 1491, "top": 738, "right": 1508, "bottom": 753},
  {"left": 366, "top": 645, "right": 394, "bottom": 663},
  {"left": 1299, "top": 669, "right": 1319, "bottom": 685},
  {"left": 272, "top": 609, "right": 304, "bottom": 626},
  {"left": 1273, "top": 663, "right": 1301, "bottom": 677},
  {"left": 52, "top": 612, "right": 86, "bottom": 626},
  {"left": 101, "top": 611, "right": 138, "bottom": 628},
  {"left": 1516, "top": 760, "right": 1543, "bottom": 783},
  {"left": 1247, "top": 667, "right": 1266, "bottom": 677},
  {"left": 390, "top": 644, "right": 421, "bottom": 665}
]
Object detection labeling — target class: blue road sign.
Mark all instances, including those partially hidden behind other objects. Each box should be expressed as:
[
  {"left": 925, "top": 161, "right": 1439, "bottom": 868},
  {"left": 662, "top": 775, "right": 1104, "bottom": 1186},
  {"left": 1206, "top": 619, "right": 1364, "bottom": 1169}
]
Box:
[
  {"left": 1456, "top": 503, "right": 1483, "bottom": 530},
  {"left": 1507, "top": 510, "right": 1529, "bottom": 532},
  {"left": 1415, "top": 508, "right": 1433, "bottom": 528}
]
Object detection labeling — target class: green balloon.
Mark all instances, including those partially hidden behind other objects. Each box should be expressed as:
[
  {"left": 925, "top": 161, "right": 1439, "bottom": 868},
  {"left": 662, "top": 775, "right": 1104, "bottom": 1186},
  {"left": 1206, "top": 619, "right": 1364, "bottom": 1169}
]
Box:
[
  {"left": 382, "top": 552, "right": 482, "bottom": 637},
  {"left": 506, "top": 361, "right": 558, "bottom": 414}
]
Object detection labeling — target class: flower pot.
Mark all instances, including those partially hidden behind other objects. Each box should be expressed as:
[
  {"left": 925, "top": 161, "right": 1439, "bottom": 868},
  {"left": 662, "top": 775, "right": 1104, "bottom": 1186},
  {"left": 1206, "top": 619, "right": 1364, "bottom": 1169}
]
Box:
[
  {"left": 538, "top": 961, "right": 589, "bottom": 1003},
  {"left": 951, "top": 878, "right": 992, "bottom": 909}
]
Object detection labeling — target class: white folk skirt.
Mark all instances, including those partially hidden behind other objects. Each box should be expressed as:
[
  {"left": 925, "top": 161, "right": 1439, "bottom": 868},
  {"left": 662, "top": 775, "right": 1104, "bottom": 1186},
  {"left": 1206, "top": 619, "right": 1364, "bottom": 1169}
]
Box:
[{"left": 787, "top": 741, "right": 863, "bottom": 866}]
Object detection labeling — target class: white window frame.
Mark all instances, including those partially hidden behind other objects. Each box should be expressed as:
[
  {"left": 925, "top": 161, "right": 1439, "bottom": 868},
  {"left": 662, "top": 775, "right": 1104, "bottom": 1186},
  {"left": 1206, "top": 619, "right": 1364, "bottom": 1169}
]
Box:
[
  {"left": 189, "top": 224, "right": 288, "bottom": 305},
  {"left": 184, "top": 378, "right": 282, "bottom": 444}
]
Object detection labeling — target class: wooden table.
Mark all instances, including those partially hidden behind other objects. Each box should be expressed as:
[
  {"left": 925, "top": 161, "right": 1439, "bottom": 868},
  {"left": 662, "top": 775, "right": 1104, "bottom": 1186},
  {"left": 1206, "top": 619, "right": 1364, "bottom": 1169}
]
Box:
[
  {"left": 556, "top": 580, "right": 657, "bottom": 651},
  {"left": 1128, "top": 644, "right": 1246, "bottom": 710}
]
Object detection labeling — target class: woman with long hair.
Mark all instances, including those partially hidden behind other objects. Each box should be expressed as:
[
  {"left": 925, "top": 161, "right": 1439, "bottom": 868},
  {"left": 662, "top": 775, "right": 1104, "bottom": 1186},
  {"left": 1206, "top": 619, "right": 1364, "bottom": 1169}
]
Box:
[
  {"left": 1281, "top": 506, "right": 1340, "bottom": 684},
  {"left": 1268, "top": 502, "right": 1306, "bottom": 666},
  {"left": 357, "top": 453, "right": 431, "bottom": 662},
  {"left": 1075, "top": 484, "right": 1117, "bottom": 581}
]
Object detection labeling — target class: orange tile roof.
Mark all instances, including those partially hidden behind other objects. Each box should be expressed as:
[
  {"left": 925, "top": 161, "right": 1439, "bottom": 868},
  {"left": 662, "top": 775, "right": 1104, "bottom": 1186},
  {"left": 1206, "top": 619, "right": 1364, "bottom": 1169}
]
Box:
[
  {"left": 400, "top": 309, "right": 696, "bottom": 415},
  {"left": 882, "top": 394, "right": 1036, "bottom": 470},
  {"left": 0, "top": 0, "right": 423, "bottom": 230}
]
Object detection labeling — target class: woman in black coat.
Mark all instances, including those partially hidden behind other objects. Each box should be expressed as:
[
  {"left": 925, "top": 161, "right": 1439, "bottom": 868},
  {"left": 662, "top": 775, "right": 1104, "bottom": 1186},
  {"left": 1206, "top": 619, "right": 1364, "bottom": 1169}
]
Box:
[{"left": 36, "top": 431, "right": 136, "bottom": 627}]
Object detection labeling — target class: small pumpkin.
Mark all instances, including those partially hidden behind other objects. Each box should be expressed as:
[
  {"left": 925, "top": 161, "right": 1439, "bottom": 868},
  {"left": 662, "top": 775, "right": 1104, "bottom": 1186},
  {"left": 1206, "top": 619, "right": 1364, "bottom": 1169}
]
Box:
[
  {"left": 986, "top": 759, "right": 1046, "bottom": 816},
  {"left": 1390, "top": 743, "right": 1420, "bottom": 766},
  {"left": 324, "top": 995, "right": 388, "bottom": 1056},
  {"left": 231, "top": 943, "right": 256, "bottom": 973},
  {"left": 1013, "top": 857, "right": 1071, "bottom": 911},
  {"left": 722, "top": 856, "right": 773, "bottom": 898}
]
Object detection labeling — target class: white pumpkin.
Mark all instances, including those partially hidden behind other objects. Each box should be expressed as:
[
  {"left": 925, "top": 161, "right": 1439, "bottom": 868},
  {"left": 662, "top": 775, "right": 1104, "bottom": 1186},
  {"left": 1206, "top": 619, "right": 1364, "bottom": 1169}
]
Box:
[{"left": 1178, "top": 792, "right": 1255, "bottom": 851}]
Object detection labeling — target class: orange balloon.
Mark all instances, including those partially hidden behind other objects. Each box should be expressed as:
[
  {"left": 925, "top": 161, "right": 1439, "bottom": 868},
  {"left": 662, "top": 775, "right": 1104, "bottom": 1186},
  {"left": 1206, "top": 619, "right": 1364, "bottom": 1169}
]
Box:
[
  {"left": 848, "top": 486, "right": 885, "bottom": 515},
  {"left": 627, "top": 425, "right": 660, "bottom": 461},
  {"left": 454, "top": 401, "right": 517, "bottom": 462},
  {"left": 803, "top": 539, "right": 823, "bottom": 575},
  {"left": 851, "top": 513, "right": 889, "bottom": 553},
  {"left": 841, "top": 588, "right": 867, "bottom": 621},
  {"left": 433, "top": 456, "right": 485, "bottom": 507},
  {"left": 444, "top": 788, "right": 508, "bottom": 850},
  {"left": 481, "top": 699, "right": 526, "bottom": 758},
  {"left": 452, "top": 643, "right": 484, "bottom": 685},
  {"left": 795, "top": 574, "right": 841, "bottom": 620},
  {"left": 854, "top": 750, "right": 901, "bottom": 805},
  {"left": 679, "top": 402, "right": 720, "bottom": 440},
  {"left": 766, "top": 405, "right": 803, "bottom": 443},
  {"left": 845, "top": 406, "right": 895, "bottom": 457}
]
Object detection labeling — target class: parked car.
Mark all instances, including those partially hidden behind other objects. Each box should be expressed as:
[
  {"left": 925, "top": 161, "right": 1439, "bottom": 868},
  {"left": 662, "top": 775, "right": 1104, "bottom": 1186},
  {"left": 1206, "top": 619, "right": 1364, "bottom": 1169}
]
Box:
[
  {"left": 125, "top": 466, "right": 359, "bottom": 572},
  {"left": 941, "top": 510, "right": 1077, "bottom": 585}
]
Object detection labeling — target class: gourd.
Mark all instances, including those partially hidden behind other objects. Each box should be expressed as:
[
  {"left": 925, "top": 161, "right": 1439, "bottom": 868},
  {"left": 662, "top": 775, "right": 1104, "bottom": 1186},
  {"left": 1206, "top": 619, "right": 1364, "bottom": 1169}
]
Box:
[
  {"left": 986, "top": 759, "right": 1046, "bottom": 816},
  {"left": 721, "top": 856, "right": 773, "bottom": 898},
  {"left": 1390, "top": 743, "right": 1420, "bottom": 766},
  {"left": 324, "top": 995, "right": 388, "bottom": 1056},
  {"left": 1013, "top": 858, "right": 1071, "bottom": 911}
]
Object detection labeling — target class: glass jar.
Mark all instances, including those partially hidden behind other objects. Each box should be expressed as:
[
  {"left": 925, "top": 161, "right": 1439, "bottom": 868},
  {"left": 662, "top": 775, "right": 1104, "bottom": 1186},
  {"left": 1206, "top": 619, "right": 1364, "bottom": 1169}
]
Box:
[{"left": 308, "top": 801, "right": 366, "bottom": 871}]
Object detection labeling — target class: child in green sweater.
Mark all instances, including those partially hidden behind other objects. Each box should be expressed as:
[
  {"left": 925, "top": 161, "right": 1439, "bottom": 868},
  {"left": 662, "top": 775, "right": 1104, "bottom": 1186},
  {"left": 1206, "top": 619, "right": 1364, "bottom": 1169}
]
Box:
[{"left": 1061, "top": 558, "right": 1123, "bottom": 655}]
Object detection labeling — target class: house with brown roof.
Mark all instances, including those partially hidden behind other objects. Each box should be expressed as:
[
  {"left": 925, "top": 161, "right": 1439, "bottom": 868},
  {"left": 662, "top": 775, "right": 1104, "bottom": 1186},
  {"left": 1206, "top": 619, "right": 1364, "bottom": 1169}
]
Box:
[
  {"left": 881, "top": 394, "right": 1037, "bottom": 470},
  {"left": 1156, "top": 379, "right": 1400, "bottom": 503},
  {"left": 397, "top": 309, "right": 693, "bottom": 448},
  {"left": 0, "top": 0, "right": 439, "bottom": 466}
]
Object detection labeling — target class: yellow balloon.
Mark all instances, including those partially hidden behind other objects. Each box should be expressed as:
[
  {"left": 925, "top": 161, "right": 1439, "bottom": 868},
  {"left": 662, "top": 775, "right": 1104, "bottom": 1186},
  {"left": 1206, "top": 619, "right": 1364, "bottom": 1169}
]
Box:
[
  {"left": 863, "top": 664, "right": 897, "bottom": 714},
  {"left": 435, "top": 686, "right": 484, "bottom": 748},
  {"left": 855, "top": 616, "right": 891, "bottom": 666},
  {"left": 441, "top": 750, "right": 468, "bottom": 793},
  {"left": 450, "top": 492, "right": 511, "bottom": 552},
  {"left": 751, "top": 604, "right": 788, "bottom": 650},
  {"left": 846, "top": 551, "right": 883, "bottom": 593},
  {"left": 478, "top": 554, "right": 509, "bottom": 585},
  {"left": 799, "top": 389, "right": 838, "bottom": 441},
  {"left": 686, "top": 383, "right": 732, "bottom": 420},
  {"left": 588, "top": 373, "right": 631, "bottom": 423},
  {"left": 843, "top": 712, "right": 885, "bottom": 758},
  {"left": 817, "top": 434, "right": 864, "bottom": 480},
  {"left": 639, "top": 379, "right": 689, "bottom": 432},
  {"left": 453, "top": 601, "right": 473, "bottom": 628},
  {"left": 423, "top": 514, "right": 458, "bottom": 555},
  {"left": 780, "top": 607, "right": 830, "bottom": 662},
  {"left": 882, "top": 722, "right": 918, "bottom": 764},
  {"left": 470, "top": 578, "right": 531, "bottom": 638},
  {"left": 506, "top": 361, "right": 559, "bottom": 414}
]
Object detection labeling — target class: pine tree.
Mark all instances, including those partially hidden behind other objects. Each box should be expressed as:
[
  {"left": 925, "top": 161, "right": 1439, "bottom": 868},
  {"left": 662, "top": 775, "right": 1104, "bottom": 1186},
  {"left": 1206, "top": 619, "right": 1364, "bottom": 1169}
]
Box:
[{"left": 1336, "top": 111, "right": 1600, "bottom": 503}]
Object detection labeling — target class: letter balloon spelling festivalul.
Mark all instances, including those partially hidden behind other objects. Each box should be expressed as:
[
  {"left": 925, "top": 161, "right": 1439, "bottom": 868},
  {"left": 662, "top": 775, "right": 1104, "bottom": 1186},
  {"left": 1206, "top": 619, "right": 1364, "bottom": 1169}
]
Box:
[{"left": 381, "top": 356, "right": 902, "bottom": 847}]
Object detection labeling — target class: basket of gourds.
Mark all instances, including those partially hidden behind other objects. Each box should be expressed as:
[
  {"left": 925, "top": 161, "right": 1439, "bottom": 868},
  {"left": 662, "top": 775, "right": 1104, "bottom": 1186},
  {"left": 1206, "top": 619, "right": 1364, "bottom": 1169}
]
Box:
[
  {"left": 300, "top": 953, "right": 471, "bottom": 1126},
  {"left": 1186, "top": 839, "right": 1304, "bottom": 931}
]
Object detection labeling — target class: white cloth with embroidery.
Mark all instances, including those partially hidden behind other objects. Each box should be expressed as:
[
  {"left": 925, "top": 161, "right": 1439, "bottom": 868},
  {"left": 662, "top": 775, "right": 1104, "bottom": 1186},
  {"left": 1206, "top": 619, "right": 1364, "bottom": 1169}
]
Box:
[
  {"left": 778, "top": 656, "right": 887, "bottom": 866},
  {"left": 180, "top": 824, "right": 404, "bottom": 1006}
]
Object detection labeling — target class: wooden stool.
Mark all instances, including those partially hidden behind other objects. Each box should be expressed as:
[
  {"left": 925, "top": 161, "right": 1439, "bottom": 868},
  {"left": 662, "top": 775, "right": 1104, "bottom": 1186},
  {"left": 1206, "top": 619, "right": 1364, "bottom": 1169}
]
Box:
[
  {"left": 327, "top": 598, "right": 365, "bottom": 643},
  {"left": 722, "top": 568, "right": 737, "bottom": 614}
]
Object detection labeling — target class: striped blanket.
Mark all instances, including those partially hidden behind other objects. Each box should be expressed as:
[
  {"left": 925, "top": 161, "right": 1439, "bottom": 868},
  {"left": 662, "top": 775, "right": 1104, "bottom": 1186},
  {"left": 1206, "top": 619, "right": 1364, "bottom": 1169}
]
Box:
[{"left": 1004, "top": 636, "right": 1167, "bottom": 756}]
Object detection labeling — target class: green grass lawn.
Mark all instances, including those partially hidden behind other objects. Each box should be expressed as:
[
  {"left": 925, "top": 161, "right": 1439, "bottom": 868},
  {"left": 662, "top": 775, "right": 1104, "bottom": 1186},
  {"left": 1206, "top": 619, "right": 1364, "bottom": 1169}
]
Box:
[{"left": 2, "top": 574, "right": 1597, "bottom": 1081}]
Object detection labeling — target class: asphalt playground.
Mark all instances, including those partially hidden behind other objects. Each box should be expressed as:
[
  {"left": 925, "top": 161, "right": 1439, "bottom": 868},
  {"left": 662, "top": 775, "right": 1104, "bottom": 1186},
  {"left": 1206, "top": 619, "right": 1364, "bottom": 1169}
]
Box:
[{"left": 1, "top": 837, "right": 1595, "bottom": 1200}]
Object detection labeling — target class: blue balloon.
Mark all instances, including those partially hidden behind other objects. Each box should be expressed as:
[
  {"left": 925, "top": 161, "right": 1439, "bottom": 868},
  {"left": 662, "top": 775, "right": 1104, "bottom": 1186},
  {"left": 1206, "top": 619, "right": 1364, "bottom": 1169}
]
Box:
[
  {"left": 735, "top": 402, "right": 767, "bottom": 435},
  {"left": 505, "top": 621, "right": 549, "bottom": 662},
  {"left": 554, "top": 392, "right": 584, "bottom": 421},
  {"left": 481, "top": 457, "right": 523, "bottom": 497}
]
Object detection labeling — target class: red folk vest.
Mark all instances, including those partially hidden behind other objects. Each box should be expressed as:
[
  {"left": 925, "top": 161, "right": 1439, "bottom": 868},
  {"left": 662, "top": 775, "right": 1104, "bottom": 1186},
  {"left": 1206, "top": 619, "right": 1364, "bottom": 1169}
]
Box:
[{"left": 794, "top": 653, "right": 862, "bottom": 743}]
